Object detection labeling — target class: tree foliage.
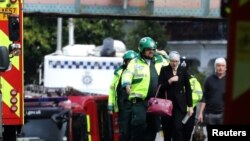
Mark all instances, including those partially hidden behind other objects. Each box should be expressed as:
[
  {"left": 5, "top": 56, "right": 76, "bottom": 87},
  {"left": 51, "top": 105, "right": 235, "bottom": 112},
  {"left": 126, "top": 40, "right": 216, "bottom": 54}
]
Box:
[
  {"left": 72, "top": 19, "right": 125, "bottom": 45},
  {"left": 23, "top": 17, "right": 57, "bottom": 84},
  {"left": 125, "top": 20, "right": 168, "bottom": 51},
  {"left": 23, "top": 17, "right": 125, "bottom": 84}
]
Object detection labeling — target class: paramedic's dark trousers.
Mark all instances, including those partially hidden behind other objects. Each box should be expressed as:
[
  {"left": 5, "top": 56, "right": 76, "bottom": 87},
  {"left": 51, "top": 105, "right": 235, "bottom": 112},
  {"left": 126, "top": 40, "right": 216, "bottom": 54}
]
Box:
[
  {"left": 130, "top": 100, "right": 147, "bottom": 141},
  {"left": 130, "top": 99, "right": 160, "bottom": 141},
  {"left": 118, "top": 102, "right": 132, "bottom": 141}
]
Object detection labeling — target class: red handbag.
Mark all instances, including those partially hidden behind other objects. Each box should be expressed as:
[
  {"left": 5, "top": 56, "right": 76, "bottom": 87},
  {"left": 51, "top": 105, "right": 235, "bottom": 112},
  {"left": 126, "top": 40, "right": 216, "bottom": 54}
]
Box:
[{"left": 147, "top": 84, "right": 173, "bottom": 116}]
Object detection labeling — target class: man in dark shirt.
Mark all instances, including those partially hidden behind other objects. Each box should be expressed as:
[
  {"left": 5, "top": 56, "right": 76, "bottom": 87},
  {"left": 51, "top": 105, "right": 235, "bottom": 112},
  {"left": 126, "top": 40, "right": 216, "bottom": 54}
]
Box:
[{"left": 198, "top": 57, "right": 226, "bottom": 125}]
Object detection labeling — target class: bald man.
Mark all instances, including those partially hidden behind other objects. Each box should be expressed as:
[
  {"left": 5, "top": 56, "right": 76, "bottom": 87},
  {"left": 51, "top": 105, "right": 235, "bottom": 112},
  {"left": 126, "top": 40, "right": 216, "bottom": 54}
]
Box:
[{"left": 198, "top": 57, "right": 227, "bottom": 125}]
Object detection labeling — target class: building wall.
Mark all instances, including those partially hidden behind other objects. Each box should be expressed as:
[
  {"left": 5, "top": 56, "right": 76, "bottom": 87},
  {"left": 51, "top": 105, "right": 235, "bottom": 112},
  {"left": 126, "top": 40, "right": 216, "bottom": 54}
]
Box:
[{"left": 167, "top": 40, "right": 227, "bottom": 76}]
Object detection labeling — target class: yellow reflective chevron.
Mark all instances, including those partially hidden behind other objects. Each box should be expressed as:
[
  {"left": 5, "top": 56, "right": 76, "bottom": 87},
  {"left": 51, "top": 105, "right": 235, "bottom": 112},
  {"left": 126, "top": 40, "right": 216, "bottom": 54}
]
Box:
[
  {"left": 0, "top": 30, "right": 19, "bottom": 70},
  {"left": 1, "top": 77, "right": 20, "bottom": 117}
]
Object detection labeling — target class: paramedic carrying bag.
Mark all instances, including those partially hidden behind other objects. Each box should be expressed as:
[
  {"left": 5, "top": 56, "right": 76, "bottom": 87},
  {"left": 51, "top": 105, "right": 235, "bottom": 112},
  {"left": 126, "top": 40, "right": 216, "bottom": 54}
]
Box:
[{"left": 147, "top": 84, "right": 173, "bottom": 116}]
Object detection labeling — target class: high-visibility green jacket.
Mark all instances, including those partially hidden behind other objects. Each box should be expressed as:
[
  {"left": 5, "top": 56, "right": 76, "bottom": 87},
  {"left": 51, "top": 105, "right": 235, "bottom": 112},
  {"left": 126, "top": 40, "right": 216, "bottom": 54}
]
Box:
[
  {"left": 189, "top": 75, "right": 203, "bottom": 107},
  {"left": 108, "top": 66, "right": 124, "bottom": 112},
  {"left": 122, "top": 54, "right": 169, "bottom": 100}
]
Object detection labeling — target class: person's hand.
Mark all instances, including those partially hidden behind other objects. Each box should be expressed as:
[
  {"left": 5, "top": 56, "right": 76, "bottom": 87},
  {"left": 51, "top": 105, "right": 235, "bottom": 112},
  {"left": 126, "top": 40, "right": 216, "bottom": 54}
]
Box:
[
  {"left": 187, "top": 107, "right": 194, "bottom": 116},
  {"left": 168, "top": 76, "right": 179, "bottom": 84},
  {"left": 108, "top": 110, "right": 113, "bottom": 115},
  {"left": 125, "top": 85, "right": 131, "bottom": 95},
  {"left": 197, "top": 113, "right": 203, "bottom": 123},
  {"left": 156, "top": 49, "right": 168, "bottom": 56}
]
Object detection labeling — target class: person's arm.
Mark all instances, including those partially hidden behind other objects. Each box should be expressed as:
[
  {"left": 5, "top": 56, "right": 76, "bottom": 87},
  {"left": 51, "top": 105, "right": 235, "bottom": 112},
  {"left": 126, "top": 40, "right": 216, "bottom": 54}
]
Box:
[
  {"left": 156, "top": 50, "right": 170, "bottom": 66},
  {"left": 159, "top": 66, "right": 175, "bottom": 87},
  {"left": 197, "top": 102, "right": 206, "bottom": 123},
  {"left": 184, "top": 70, "right": 193, "bottom": 116},
  {"left": 158, "top": 66, "right": 174, "bottom": 94},
  {"left": 158, "top": 67, "right": 165, "bottom": 86},
  {"left": 197, "top": 78, "right": 208, "bottom": 122},
  {"left": 168, "top": 76, "right": 179, "bottom": 85},
  {"left": 108, "top": 72, "right": 118, "bottom": 114},
  {"left": 122, "top": 60, "right": 134, "bottom": 95},
  {"left": 157, "top": 67, "right": 167, "bottom": 98}
]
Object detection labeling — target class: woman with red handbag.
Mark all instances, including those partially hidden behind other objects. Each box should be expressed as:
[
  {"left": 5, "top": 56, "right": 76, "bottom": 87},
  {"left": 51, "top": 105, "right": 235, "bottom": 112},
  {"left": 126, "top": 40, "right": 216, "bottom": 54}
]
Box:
[{"left": 158, "top": 51, "right": 193, "bottom": 141}]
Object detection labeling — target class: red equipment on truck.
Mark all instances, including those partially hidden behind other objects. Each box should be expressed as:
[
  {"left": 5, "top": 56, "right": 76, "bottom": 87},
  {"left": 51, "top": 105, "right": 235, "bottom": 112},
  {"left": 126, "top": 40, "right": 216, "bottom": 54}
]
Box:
[{"left": 20, "top": 91, "right": 119, "bottom": 141}]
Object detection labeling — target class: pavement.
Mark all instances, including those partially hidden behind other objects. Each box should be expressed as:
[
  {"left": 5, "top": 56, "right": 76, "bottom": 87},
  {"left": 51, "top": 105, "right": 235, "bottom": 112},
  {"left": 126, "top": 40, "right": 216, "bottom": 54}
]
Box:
[{"left": 155, "top": 127, "right": 208, "bottom": 141}]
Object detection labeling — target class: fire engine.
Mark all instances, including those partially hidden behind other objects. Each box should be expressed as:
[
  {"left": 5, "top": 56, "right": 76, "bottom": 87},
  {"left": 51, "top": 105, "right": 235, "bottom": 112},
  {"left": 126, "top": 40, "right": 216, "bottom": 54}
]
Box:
[{"left": 0, "top": 0, "right": 23, "bottom": 141}]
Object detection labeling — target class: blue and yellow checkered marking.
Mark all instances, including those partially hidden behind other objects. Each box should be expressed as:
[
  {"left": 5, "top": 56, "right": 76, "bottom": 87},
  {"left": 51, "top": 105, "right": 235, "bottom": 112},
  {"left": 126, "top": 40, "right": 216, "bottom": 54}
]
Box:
[{"left": 49, "top": 60, "right": 122, "bottom": 70}]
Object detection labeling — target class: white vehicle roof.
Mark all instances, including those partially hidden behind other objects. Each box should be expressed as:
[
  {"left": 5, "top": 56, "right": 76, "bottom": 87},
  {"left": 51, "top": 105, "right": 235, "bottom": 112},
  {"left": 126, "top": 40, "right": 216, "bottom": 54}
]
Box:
[
  {"left": 63, "top": 44, "right": 96, "bottom": 56},
  {"left": 62, "top": 40, "right": 126, "bottom": 57}
]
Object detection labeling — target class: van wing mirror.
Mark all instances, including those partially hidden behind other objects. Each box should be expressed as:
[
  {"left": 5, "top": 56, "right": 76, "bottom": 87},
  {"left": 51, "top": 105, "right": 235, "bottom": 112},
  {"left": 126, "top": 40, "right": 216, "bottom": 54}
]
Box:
[
  {"left": 0, "top": 46, "right": 10, "bottom": 71},
  {"left": 8, "top": 15, "right": 20, "bottom": 42}
]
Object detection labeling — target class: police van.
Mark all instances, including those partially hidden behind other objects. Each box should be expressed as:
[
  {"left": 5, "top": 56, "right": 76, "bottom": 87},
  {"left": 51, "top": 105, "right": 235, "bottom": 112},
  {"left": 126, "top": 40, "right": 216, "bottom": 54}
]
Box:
[{"left": 43, "top": 39, "right": 125, "bottom": 95}]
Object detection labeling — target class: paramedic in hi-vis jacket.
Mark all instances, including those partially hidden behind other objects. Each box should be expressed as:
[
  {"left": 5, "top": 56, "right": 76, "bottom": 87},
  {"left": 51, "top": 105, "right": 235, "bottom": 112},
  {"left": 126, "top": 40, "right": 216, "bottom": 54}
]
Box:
[
  {"left": 180, "top": 56, "right": 203, "bottom": 141},
  {"left": 122, "top": 37, "right": 169, "bottom": 141},
  {"left": 108, "top": 50, "right": 137, "bottom": 141}
]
